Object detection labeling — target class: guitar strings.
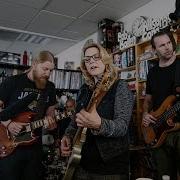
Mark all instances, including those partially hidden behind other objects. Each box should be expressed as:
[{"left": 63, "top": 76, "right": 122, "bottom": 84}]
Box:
[{"left": 151, "top": 102, "right": 180, "bottom": 130}]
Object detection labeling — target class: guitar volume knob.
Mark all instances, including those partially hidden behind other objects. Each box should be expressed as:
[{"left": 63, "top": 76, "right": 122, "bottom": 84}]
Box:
[{"left": 1, "top": 146, "right": 5, "bottom": 150}]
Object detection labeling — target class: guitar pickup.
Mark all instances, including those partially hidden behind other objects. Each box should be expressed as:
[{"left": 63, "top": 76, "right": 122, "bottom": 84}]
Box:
[
  {"left": 15, "top": 123, "right": 32, "bottom": 138},
  {"left": 23, "top": 123, "right": 31, "bottom": 133}
]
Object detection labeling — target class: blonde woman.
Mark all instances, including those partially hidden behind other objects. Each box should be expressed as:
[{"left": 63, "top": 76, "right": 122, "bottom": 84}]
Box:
[{"left": 61, "top": 42, "right": 134, "bottom": 180}]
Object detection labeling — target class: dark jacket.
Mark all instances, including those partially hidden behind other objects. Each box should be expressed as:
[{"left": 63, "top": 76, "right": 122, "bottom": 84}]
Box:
[{"left": 65, "top": 79, "right": 134, "bottom": 162}]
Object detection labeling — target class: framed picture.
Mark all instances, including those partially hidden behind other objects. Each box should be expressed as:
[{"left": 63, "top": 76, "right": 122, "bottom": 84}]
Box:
[
  {"left": 54, "top": 57, "right": 58, "bottom": 69},
  {"left": 113, "top": 53, "right": 121, "bottom": 68},
  {"left": 64, "top": 61, "right": 75, "bottom": 70}
]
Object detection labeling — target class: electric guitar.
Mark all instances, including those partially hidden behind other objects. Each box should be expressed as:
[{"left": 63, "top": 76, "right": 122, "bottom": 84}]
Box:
[
  {"left": 0, "top": 110, "right": 74, "bottom": 158},
  {"left": 142, "top": 95, "right": 180, "bottom": 147}
]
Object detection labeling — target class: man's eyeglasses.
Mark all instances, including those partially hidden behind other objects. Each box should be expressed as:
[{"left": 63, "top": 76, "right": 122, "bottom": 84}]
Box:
[{"left": 83, "top": 54, "right": 101, "bottom": 64}]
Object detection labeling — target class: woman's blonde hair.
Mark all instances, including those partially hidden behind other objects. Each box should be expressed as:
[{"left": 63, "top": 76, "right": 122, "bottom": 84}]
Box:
[{"left": 80, "top": 41, "right": 118, "bottom": 89}]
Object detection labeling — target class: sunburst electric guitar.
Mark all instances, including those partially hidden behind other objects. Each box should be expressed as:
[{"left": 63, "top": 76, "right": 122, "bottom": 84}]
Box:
[
  {"left": 142, "top": 95, "right": 180, "bottom": 148},
  {"left": 0, "top": 110, "right": 73, "bottom": 158}
]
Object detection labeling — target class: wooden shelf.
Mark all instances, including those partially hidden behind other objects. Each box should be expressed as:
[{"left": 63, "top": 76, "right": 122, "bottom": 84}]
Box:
[
  {"left": 138, "top": 56, "right": 158, "bottom": 62},
  {"left": 112, "top": 49, "right": 121, "bottom": 55},
  {"left": 120, "top": 44, "right": 135, "bottom": 52},
  {"left": 0, "top": 62, "right": 30, "bottom": 70},
  {"left": 136, "top": 39, "right": 150, "bottom": 46},
  {"left": 124, "top": 77, "right": 136, "bottom": 82},
  {"left": 118, "top": 65, "right": 136, "bottom": 72},
  {"left": 138, "top": 79, "right": 146, "bottom": 83}
]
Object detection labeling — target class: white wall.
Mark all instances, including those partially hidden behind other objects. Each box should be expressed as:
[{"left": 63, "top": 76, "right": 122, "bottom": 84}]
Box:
[
  {"left": 56, "top": 32, "right": 97, "bottom": 69},
  {"left": 56, "top": 0, "right": 176, "bottom": 69},
  {"left": 120, "top": 0, "right": 175, "bottom": 31}
]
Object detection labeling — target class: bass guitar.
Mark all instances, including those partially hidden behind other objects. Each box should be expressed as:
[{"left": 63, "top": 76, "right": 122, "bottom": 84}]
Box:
[
  {"left": 0, "top": 110, "right": 73, "bottom": 158},
  {"left": 142, "top": 95, "right": 180, "bottom": 147}
]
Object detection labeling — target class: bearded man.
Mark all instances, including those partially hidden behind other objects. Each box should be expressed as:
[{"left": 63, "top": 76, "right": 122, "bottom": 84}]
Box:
[{"left": 0, "top": 51, "right": 57, "bottom": 180}]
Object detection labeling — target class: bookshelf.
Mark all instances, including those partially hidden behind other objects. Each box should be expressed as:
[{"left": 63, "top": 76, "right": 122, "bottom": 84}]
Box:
[
  {"left": 113, "top": 45, "right": 136, "bottom": 92},
  {"left": 0, "top": 51, "right": 30, "bottom": 83}
]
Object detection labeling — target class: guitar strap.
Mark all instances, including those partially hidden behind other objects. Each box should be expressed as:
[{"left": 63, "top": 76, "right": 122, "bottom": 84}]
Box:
[
  {"left": 174, "top": 58, "right": 180, "bottom": 123},
  {"left": 174, "top": 57, "right": 180, "bottom": 92},
  {"left": 32, "top": 89, "right": 49, "bottom": 136},
  {"left": 33, "top": 89, "right": 47, "bottom": 121}
]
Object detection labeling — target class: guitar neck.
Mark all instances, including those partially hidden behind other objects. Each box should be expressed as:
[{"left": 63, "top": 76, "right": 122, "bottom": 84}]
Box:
[
  {"left": 163, "top": 102, "right": 180, "bottom": 120},
  {"left": 30, "top": 110, "right": 74, "bottom": 130},
  {"left": 31, "top": 118, "right": 45, "bottom": 130}
]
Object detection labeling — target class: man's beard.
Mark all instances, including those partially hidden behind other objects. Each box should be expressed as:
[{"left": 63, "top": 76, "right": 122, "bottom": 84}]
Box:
[{"left": 33, "top": 70, "right": 48, "bottom": 89}]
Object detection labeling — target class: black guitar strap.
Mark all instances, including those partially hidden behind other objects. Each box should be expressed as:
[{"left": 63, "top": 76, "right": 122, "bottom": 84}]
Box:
[
  {"left": 33, "top": 89, "right": 48, "bottom": 121},
  {"left": 174, "top": 58, "right": 180, "bottom": 122},
  {"left": 32, "top": 89, "right": 49, "bottom": 137},
  {"left": 174, "top": 59, "right": 180, "bottom": 95}
]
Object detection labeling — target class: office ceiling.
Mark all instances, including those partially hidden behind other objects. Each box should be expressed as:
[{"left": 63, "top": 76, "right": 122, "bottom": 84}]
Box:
[{"left": 0, "top": 0, "right": 152, "bottom": 56}]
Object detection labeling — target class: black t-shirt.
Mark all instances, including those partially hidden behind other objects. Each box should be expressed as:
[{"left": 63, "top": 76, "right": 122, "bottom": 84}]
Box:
[
  {"left": 146, "top": 58, "right": 180, "bottom": 111},
  {"left": 0, "top": 73, "right": 56, "bottom": 122}
]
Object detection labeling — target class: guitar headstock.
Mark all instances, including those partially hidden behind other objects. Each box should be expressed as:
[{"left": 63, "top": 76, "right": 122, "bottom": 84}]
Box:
[
  {"left": 170, "top": 20, "right": 180, "bottom": 32},
  {"left": 55, "top": 110, "right": 75, "bottom": 121}
]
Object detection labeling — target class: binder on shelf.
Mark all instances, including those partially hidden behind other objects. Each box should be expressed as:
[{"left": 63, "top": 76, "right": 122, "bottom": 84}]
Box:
[{"left": 50, "top": 69, "right": 83, "bottom": 92}]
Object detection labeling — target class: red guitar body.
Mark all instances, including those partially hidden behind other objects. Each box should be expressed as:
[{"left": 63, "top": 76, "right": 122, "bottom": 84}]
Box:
[{"left": 0, "top": 111, "right": 37, "bottom": 158}]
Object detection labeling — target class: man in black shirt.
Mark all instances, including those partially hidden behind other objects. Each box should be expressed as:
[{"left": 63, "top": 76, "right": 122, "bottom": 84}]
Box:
[
  {"left": 0, "top": 51, "right": 57, "bottom": 180},
  {"left": 142, "top": 30, "right": 180, "bottom": 180}
]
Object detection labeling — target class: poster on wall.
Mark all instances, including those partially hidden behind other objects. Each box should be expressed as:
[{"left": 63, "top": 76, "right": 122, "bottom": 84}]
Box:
[
  {"left": 64, "top": 61, "right": 75, "bottom": 70},
  {"left": 118, "top": 15, "right": 171, "bottom": 50}
]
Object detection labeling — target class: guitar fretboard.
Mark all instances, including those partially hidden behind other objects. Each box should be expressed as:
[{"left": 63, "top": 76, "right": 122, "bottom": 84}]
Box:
[
  {"left": 31, "top": 118, "right": 44, "bottom": 129},
  {"left": 30, "top": 110, "right": 74, "bottom": 130},
  {"left": 161, "top": 101, "right": 180, "bottom": 121},
  {"left": 154, "top": 101, "right": 180, "bottom": 128}
]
